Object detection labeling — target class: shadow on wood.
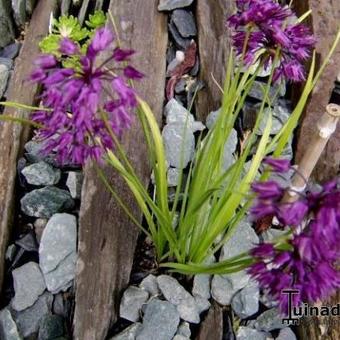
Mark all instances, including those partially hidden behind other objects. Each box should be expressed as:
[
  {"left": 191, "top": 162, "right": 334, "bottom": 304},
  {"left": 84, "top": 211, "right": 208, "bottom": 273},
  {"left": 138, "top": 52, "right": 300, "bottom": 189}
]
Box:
[
  {"left": 0, "top": 0, "right": 57, "bottom": 295},
  {"left": 73, "top": 1, "right": 168, "bottom": 339},
  {"left": 195, "top": 0, "right": 234, "bottom": 120}
]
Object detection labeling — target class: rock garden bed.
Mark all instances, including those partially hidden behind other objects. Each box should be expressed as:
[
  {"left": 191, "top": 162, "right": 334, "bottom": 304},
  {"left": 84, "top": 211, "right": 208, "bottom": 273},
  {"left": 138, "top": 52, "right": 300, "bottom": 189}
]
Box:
[{"left": 0, "top": 1, "right": 339, "bottom": 340}]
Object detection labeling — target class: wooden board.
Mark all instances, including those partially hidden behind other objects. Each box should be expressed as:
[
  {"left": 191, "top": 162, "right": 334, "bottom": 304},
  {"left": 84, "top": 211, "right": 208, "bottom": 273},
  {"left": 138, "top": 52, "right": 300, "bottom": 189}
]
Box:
[
  {"left": 196, "top": 302, "right": 224, "bottom": 340},
  {"left": 72, "top": 1, "right": 168, "bottom": 339},
  {"left": 195, "top": 0, "right": 234, "bottom": 120},
  {"left": 0, "top": 0, "right": 57, "bottom": 293},
  {"left": 294, "top": 0, "right": 340, "bottom": 182}
]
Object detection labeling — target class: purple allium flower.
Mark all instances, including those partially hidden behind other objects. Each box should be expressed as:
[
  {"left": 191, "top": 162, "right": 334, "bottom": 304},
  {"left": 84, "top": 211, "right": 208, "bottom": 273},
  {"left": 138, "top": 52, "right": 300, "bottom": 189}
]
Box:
[
  {"left": 227, "top": 0, "right": 316, "bottom": 82},
  {"left": 249, "top": 164, "right": 340, "bottom": 313},
  {"left": 263, "top": 157, "right": 291, "bottom": 173},
  {"left": 251, "top": 181, "right": 284, "bottom": 199},
  {"left": 30, "top": 27, "right": 143, "bottom": 165}
]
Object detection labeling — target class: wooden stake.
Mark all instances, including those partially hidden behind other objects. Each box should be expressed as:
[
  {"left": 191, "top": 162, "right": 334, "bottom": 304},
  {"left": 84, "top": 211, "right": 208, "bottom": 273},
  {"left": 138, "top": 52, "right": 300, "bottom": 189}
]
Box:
[{"left": 284, "top": 103, "right": 340, "bottom": 203}]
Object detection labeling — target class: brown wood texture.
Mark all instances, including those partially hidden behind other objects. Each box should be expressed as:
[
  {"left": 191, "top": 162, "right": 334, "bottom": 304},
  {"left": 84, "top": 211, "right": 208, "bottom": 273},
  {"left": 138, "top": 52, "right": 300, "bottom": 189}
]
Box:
[
  {"left": 196, "top": 302, "right": 224, "bottom": 340},
  {"left": 73, "top": 1, "right": 168, "bottom": 339},
  {"left": 294, "top": 0, "right": 340, "bottom": 182},
  {"left": 0, "top": 0, "right": 57, "bottom": 294},
  {"left": 195, "top": 0, "right": 234, "bottom": 120},
  {"left": 294, "top": 2, "right": 340, "bottom": 339}
]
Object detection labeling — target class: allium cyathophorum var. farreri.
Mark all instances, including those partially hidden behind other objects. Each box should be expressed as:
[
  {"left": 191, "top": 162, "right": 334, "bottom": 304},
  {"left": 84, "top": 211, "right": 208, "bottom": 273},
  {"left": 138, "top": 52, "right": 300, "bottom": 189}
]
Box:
[
  {"left": 248, "top": 158, "right": 340, "bottom": 313},
  {"left": 228, "top": 0, "right": 316, "bottom": 82},
  {"left": 30, "top": 27, "right": 143, "bottom": 165}
]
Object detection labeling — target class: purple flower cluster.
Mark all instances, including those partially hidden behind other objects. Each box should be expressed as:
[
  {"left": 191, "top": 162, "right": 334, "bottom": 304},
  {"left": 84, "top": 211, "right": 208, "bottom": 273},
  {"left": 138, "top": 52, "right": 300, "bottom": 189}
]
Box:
[
  {"left": 248, "top": 158, "right": 340, "bottom": 313},
  {"left": 227, "top": 0, "right": 316, "bottom": 82},
  {"left": 30, "top": 27, "right": 143, "bottom": 165}
]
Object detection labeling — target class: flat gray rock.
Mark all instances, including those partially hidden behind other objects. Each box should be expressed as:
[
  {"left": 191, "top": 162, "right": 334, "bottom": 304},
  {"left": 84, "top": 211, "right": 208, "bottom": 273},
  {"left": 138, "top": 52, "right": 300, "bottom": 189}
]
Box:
[
  {"left": 38, "top": 315, "right": 64, "bottom": 340},
  {"left": 192, "top": 254, "right": 215, "bottom": 300},
  {"left": 66, "top": 171, "right": 83, "bottom": 199},
  {"left": 248, "top": 80, "right": 285, "bottom": 102},
  {"left": 162, "top": 123, "right": 195, "bottom": 169},
  {"left": 277, "top": 327, "right": 297, "bottom": 340},
  {"left": 39, "top": 213, "right": 77, "bottom": 273},
  {"left": 140, "top": 274, "right": 160, "bottom": 296},
  {"left": 157, "top": 275, "right": 200, "bottom": 323},
  {"left": 255, "top": 308, "right": 287, "bottom": 332},
  {"left": 11, "top": 291, "right": 53, "bottom": 338},
  {"left": 158, "top": 0, "right": 194, "bottom": 11},
  {"left": 164, "top": 99, "right": 205, "bottom": 133},
  {"left": 176, "top": 321, "right": 191, "bottom": 338},
  {"left": 171, "top": 10, "right": 196, "bottom": 38},
  {"left": 11, "top": 262, "right": 46, "bottom": 312},
  {"left": 111, "top": 323, "right": 141, "bottom": 340},
  {"left": 39, "top": 213, "right": 77, "bottom": 293},
  {"left": 168, "top": 21, "right": 191, "bottom": 49},
  {"left": 236, "top": 326, "right": 267, "bottom": 340},
  {"left": 20, "top": 187, "right": 74, "bottom": 218},
  {"left": 0, "top": 64, "right": 9, "bottom": 98},
  {"left": 11, "top": 0, "right": 26, "bottom": 27},
  {"left": 136, "top": 299, "right": 179, "bottom": 340},
  {"left": 43, "top": 252, "right": 77, "bottom": 293},
  {"left": 22, "top": 161, "right": 61, "bottom": 186},
  {"left": 0, "top": 0, "right": 15, "bottom": 48},
  {"left": 231, "top": 281, "right": 260, "bottom": 319},
  {"left": 120, "top": 286, "right": 149, "bottom": 322},
  {"left": 0, "top": 308, "right": 21, "bottom": 340},
  {"left": 212, "top": 219, "right": 258, "bottom": 305},
  {"left": 167, "top": 167, "right": 181, "bottom": 187}
]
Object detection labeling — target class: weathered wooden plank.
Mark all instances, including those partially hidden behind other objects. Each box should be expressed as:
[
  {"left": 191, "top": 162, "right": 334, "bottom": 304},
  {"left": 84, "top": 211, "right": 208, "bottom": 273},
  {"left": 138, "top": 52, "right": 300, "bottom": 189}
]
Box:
[
  {"left": 195, "top": 0, "right": 234, "bottom": 120},
  {"left": 294, "top": 0, "right": 340, "bottom": 182},
  {"left": 73, "top": 1, "right": 168, "bottom": 339},
  {"left": 0, "top": 0, "right": 57, "bottom": 293},
  {"left": 196, "top": 302, "right": 224, "bottom": 340}
]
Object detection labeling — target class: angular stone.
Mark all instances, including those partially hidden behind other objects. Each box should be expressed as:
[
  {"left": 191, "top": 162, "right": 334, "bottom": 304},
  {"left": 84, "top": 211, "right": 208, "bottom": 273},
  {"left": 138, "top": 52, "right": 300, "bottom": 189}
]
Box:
[
  {"left": 5, "top": 244, "right": 16, "bottom": 261},
  {"left": 12, "top": 0, "right": 27, "bottom": 27},
  {"left": 158, "top": 0, "right": 194, "bottom": 11},
  {"left": 20, "top": 187, "right": 74, "bottom": 218},
  {"left": 171, "top": 10, "right": 197, "bottom": 38},
  {"left": 0, "top": 42, "right": 21, "bottom": 59},
  {"left": 39, "top": 213, "right": 77, "bottom": 293},
  {"left": 0, "top": 57, "right": 13, "bottom": 69},
  {"left": 248, "top": 80, "right": 286, "bottom": 102},
  {"left": 0, "top": 0, "right": 15, "bottom": 48},
  {"left": 140, "top": 274, "right": 160, "bottom": 296},
  {"left": 111, "top": 323, "right": 142, "bottom": 340},
  {"left": 136, "top": 299, "right": 180, "bottom": 340},
  {"left": 277, "top": 327, "right": 297, "bottom": 340},
  {"left": 12, "top": 292, "right": 53, "bottom": 338},
  {"left": 38, "top": 315, "right": 64, "bottom": 340},
  {"left": 0, "top": 308, "right": 21, "bottom": 340},
  {"left": 176, "top": 321, "right": 191, "bottom": 338},
  {"left": 192, "top": 254, "right": 215, "bottom": 300},
  {"left": 15, "top": 232, "right": 38, "bottom": 252},
  {"left": 0, "top": 64, "right": 9, "bottom": 98},
  {"left": 66, "top": 171, "right": 83, "bottom": 199},
  {"left": 206, "top": 109, "right": 220, "bottom": 130},
  {"left": 11, "top": 262, "right": 46, "bottom": 311},
  {"left": 39, "top": 213, "right": 77, "bottom": 273},
  {"left": 24, "top": 140, "right": 54, "bottom": 164},
  {"left": 157, "top": 275, "right": 200, "bottom": 323},
  {"left": 168, "top": 21, "right": 191, "bottom": 49},
  {"left": 120, "top": 286, "right": 149, "bottom": 322},
  {"left": 212, "top": 218, "right": 258, "bottom": 305},
  {"left": 43, "top": 252, "right": 77, "bottom": 293},
  {"left": 164, "top": 99, "right": 205, "bottom": 133},
  {"left": 194, "top": 295, "right": 210, "bottom": 314},
  {"left": 236, "top": 326, "right": 267, "bottom": 340},
  {"left": 167, "top": 167, "right": 181, "bottom": 187},
  {"left": 173, "top": 335, "right": 188, "bottom": 340},
  {"left": 162, "top": 123, "right": 195, "bottom": 169},
  {"left": 21, "top": 161, "right": 61, "bottom": 186},
  {"left": 231, "top": 281, "right": 260, "bottom": 319},
  {"left": 255, "top": 308, "right": 287, "bottom": 332}
]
